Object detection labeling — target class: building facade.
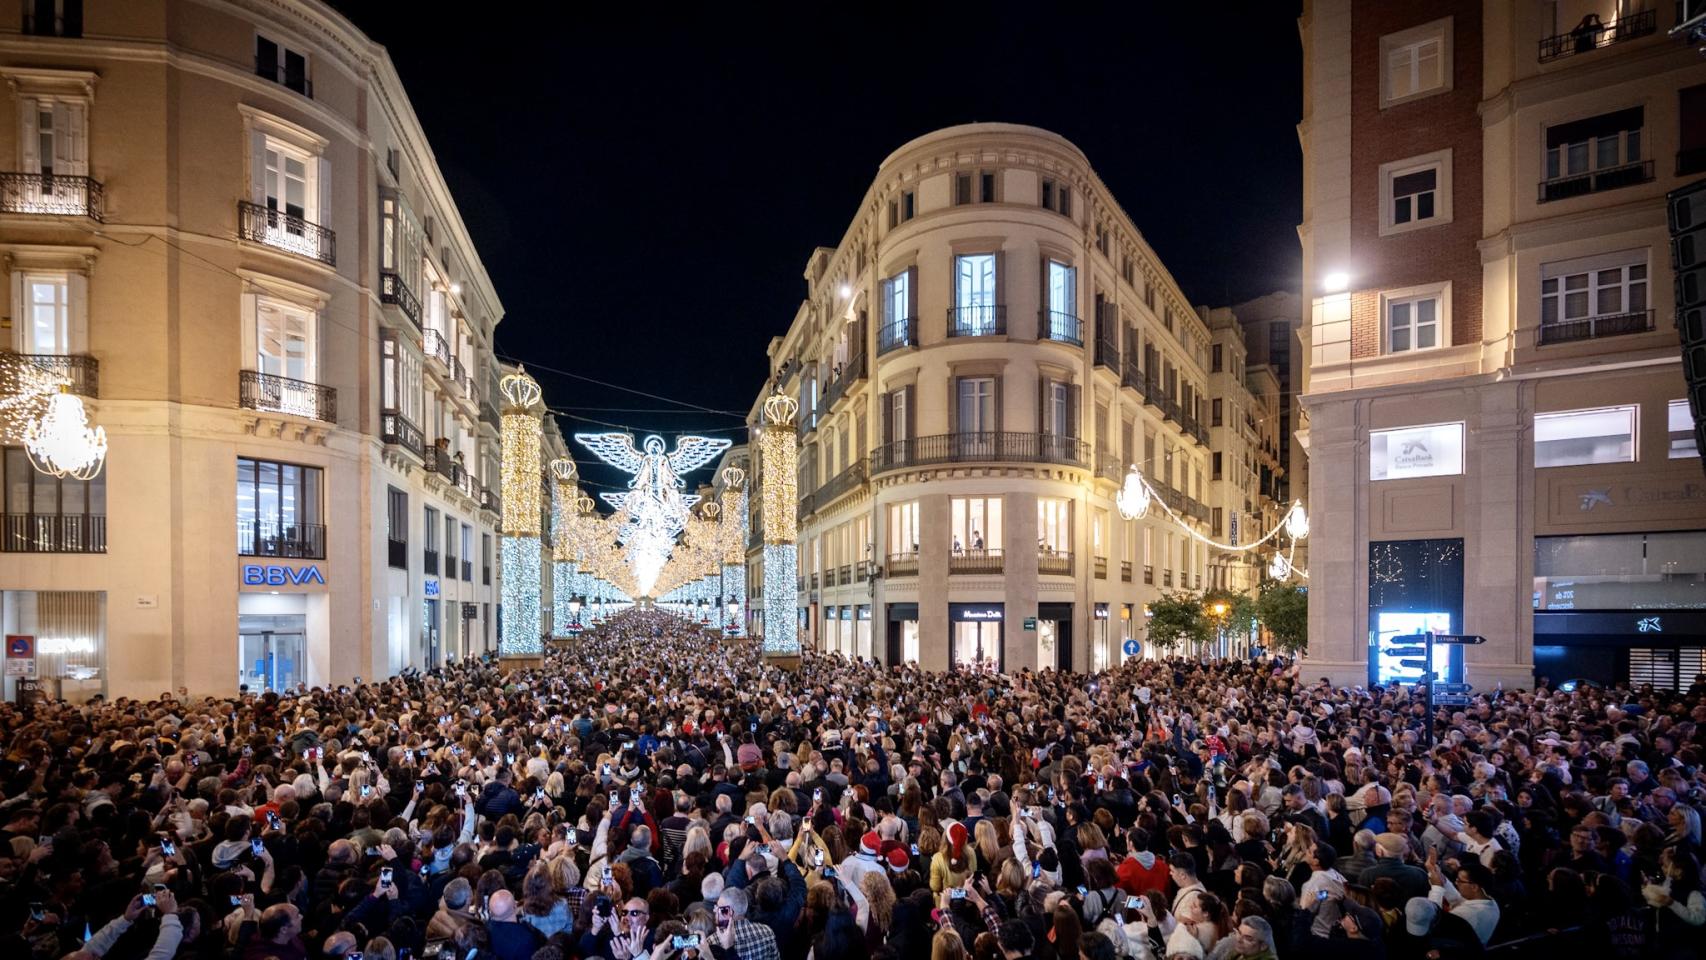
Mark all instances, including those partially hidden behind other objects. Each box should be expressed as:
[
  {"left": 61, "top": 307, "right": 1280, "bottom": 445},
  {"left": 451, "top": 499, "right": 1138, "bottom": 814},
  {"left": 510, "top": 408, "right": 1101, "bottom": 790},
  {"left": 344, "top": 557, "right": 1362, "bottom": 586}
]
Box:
[
  {"left": 751, "top": 124, "right": 1287, "bottom": 673},
  {"left": 0, "top": 0, "right": 506, "bottom": 700},
  {"left": 1299, "top": 0, "right": 1706, "bottom": 690}
]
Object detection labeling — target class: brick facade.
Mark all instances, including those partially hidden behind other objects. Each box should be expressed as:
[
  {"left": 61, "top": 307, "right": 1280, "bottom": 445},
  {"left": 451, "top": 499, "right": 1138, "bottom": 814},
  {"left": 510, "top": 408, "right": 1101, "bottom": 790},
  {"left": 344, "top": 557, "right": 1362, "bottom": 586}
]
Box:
[{"left": 1348, "top": 0, "right": 1483, "bottom": 359}]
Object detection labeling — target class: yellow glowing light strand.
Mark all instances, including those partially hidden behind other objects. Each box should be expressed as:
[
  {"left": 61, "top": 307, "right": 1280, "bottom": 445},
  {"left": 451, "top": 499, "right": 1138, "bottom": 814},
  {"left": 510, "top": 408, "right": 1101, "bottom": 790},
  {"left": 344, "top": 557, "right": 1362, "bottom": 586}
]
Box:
[{"left": 1116, "top": 465, "right": 1306, "bottom": 554}]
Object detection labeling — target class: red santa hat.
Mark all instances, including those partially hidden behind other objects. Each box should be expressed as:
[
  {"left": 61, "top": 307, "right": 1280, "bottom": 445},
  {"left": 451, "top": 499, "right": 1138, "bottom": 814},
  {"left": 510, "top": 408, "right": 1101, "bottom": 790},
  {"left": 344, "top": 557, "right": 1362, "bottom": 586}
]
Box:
[
  {"left": 885, "top": 847, "right": 911, "bottom": 873},
  {"left": 860, "top": 831, "right": 881, "bottom": 856},
  {"left": 947, "top": 821, "right": 968, "bottom": 860}
]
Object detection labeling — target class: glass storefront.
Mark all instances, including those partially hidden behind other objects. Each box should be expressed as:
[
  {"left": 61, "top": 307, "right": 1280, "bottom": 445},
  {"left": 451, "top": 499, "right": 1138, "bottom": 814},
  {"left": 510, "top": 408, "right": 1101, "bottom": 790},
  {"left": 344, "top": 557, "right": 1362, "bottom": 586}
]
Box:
[
  {"left": 951, "top": 603, "right": 1003, "bottom": 672},
  {"left": 1368, "top": 538, "right": 1465, "bottom": 686},
  {"left": 237, "top": 593, "right": 307, "bottom": 693},
  {"left": 2, "top": 590, "right": 106, "bottom": 702},
  {"left": 1534, "top": 531, "right": 1706, "bottom": 610}
]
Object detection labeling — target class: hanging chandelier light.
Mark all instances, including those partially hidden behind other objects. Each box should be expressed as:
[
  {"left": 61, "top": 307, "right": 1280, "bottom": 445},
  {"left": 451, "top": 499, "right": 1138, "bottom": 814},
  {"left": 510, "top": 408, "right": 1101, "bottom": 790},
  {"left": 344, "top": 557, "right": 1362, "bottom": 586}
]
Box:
[
  {"left": 1115, "top": 465, "right": 1151, "bottom": 520},
  {"left": 24, "top": 387, "right": 107, "bottom": 480},
  {"left": 1284, "top": 501, "right": 1310, "bottom": 540}
]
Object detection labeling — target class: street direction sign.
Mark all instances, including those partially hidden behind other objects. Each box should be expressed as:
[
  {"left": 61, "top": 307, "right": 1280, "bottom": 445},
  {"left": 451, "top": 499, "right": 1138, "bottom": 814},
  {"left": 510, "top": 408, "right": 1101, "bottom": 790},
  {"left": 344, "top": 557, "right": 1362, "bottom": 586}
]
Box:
[
  {"left": 1433, "top": 682, "right": 1472, "bottom": 694},
  {"left": 1432, "top": 634, "right": 1487, "bottom": 644},
  {"left": 1434, "top": 695, "right": 1471, "bottom": 706}
]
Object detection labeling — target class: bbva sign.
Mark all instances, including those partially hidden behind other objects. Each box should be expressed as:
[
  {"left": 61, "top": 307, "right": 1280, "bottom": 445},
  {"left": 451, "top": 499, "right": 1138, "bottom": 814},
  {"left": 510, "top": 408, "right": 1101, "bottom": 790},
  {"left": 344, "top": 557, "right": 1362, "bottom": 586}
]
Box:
[{"left": 241, "top": 564, "right": 326, "bottom": 586}]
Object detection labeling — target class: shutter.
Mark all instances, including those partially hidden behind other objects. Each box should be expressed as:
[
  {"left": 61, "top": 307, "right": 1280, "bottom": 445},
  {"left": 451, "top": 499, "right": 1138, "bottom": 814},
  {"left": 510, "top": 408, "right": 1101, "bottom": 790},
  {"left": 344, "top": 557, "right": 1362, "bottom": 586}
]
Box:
[
  {"left": 1039, "top": 256, "right": 1049, "bottom": 336},
  {"left": 904, "top": 384, "right": 915, "bottom": 441},
  {"left": 249, "top": 128, "right": 268, "bottom": 204},
  {"left": 994, "top": 249, "right": 1007, "bottom": 329},
  {"left": 68, "top": 272, "right": 88, "bottom": 354},
  {"left": 9, "top": 271, "right": 23, "bottom": 352},
  {"left": 19, "top": 97, "right": 39, "bottom": 172},
  {"left": 1038, "top": 376, "right": 1048, "bottom": 435},
  {"left": 317, "top": 155, "right": 332, "bottom": 226},
  {"left": 240, "top": 293, "right": 258, "bottom": 371},
  {"left": 947, "top": 376, "right": 959, "bottom": 434},
  {"left": 881, "top": 390, "right": 893, "bottom": 445},
  {"left": 993, "top": 374, "right": 1004, "bottom": 432},
  {"left": 906, "top": 266, "right": 918, "bottom": 321},
  {"left": 1068, "top": 384, "right": 1081, "bottom": 440}
]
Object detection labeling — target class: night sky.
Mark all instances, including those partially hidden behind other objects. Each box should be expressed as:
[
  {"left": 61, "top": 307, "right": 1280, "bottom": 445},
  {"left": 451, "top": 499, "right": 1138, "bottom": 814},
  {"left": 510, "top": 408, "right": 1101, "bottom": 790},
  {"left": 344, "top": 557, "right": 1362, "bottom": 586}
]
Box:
[{"left": 334, "top": 4, "right": 1304, "bottom": 498}]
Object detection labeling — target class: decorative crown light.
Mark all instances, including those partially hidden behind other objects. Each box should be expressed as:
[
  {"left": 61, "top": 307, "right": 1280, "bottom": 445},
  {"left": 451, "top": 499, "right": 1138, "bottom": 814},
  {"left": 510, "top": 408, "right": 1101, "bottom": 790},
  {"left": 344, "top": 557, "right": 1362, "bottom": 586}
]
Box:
[
  {"left": 549, "top": 457, "right": 577, "bottom": 481},
  {"left": 1115, "top": 466, "right": 1151, "bottom": 521},
  {"left": 25, "top": 388, "right": 108, "bottom": 480},
  {"left": 499, "top": 366, "right": 543, "bottom": 411},
  {"left": 1284, "top": 501, "right": 1310, "bottom": 540},
  {"left": 763, "top": 392, "right": 799, "bottom": 427},
  {"left": 575, "top": 493, "right": 597, "bottom": 515},
  {"left": 722, "top": 465, "right": 746, "bottom": 489}
]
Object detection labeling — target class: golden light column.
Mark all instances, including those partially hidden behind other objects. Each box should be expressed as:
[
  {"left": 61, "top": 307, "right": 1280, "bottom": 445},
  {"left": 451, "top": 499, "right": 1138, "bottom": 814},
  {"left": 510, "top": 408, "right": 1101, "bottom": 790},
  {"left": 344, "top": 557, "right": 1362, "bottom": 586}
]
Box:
[
  {"left": 549, "top": 456, "right": 578, "bottom": 637},
  {"left": 720, "top": 464, "right": 748, "bottom": 635},
  {"left": 759, "top": 392, "right": 799, "bottom": 660},
  {"left": 499, "top": 366, "right": 544, "bottom": 657}
]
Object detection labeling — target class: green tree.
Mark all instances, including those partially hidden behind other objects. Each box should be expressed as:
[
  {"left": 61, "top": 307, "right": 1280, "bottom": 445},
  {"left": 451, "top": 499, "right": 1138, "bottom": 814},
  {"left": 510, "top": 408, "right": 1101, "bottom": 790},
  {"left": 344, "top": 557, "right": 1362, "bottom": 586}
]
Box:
[
  {"left": 1256, "top": 582, "right": 1309, "bottom": 652},
  {"left": 1204, "top": 587, "right": 1259, "bottom": 649},
  {"left": 1145, "top": 591, "right": 1214, "bottom": 652}
]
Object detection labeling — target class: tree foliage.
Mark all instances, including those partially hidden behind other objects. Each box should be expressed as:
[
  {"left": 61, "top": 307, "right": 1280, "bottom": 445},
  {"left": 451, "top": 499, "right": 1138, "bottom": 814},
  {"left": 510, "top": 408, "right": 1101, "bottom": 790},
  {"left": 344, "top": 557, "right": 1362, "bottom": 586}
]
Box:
[
  {"left": 1257, "top": 582, "right": 1309, "bottom": 652},
  {"left": 1145, "top": 591, "right": 1215, "bottom": 651}
]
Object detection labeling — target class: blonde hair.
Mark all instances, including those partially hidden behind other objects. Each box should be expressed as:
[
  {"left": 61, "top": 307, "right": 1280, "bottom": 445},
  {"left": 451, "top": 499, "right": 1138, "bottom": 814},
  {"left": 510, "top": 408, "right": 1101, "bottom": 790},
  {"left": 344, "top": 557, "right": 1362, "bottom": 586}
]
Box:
[{"left": 931, "top": 928, "right": 967, "bottom": 960}]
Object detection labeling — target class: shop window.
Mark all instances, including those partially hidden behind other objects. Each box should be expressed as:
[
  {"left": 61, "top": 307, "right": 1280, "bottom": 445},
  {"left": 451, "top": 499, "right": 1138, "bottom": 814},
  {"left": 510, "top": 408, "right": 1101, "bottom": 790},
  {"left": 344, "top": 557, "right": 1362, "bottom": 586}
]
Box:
[
  {"left": 1535, "top": 405, "right": 1636, "bottom": 467},
  {"left": 1370, "top": 422, "right": 1465, "bottom": 480},
  {"left": 236, "top": 457, "right": 323, "bottom": 559},
  {"left": 1668, "top": 399, "right": 1698, "bottom": 458}
]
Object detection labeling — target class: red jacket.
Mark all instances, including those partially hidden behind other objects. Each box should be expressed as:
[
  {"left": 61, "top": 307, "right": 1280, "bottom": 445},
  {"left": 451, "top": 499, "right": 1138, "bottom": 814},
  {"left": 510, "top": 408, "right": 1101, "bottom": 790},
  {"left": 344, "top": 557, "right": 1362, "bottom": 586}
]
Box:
[{"left": 1116, "top": 850, "right": 1169, "bottom": 896}]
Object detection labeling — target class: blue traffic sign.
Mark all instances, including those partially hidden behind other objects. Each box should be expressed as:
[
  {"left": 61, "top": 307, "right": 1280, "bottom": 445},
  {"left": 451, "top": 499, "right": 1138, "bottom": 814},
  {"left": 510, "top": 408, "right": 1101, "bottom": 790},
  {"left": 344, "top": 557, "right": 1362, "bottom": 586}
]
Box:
[
  {"left": 1433, "top": 682, "right": 1472, "bottom": 694},
  {"left": 1122, "top": 639, "right": 1141, "bottom": 657}
]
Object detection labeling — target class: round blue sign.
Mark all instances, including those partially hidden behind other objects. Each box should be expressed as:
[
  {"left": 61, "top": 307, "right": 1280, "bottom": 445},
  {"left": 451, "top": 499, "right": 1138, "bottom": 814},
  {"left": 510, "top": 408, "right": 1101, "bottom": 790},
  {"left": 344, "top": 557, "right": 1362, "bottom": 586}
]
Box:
[{"left": 1122, "top": 639, "right": 1141, "bottom": 657}]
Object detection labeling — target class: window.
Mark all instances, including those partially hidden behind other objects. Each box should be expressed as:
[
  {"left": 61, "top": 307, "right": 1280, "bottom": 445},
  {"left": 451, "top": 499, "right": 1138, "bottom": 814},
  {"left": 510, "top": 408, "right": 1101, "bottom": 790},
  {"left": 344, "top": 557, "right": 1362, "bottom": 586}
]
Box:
[
  {"left": 879, "top": 268, "right": 912, "bottom": 336},
  {"left": 24, "top": 0, "right": 82, "bottom": 36},
  {"left": 955, "top": 172, "right": 972, "bottom": 205},
  {"left": 949, "top": 497, "right": 1002, "bottom": 554},
  {"left": 889, "top": 190, "right": 915, "bottom": 227},
  {"left": 1213, "top": 452, "right": 1223, "bottom": 479},
  {"left": 1540, "top": 251, "right": 1648, "bottom": 341},
  {"left": 1041, "top": 178, "right": 1072, "bottom": 216},
  {"left": 1542, "top": 108, "right": 1649, "bottom": 200},
  {"left": 953, "top": 254, "right": 999, "bottom": 335},
  {"left": 482, "top": 532, "right": 492, "bottom": 585},
  {"left": 264, "top": 139, "right": 312, "bottom": 221},
  {"left": 1380, "top": 150, "right": 1452, "bottom": 235},
  {"left": 444, "top": 514, "right": 458, "bottom": 568},
  {"left": 1046, "top": 260, "right": 1076, "bottom": 340},
  {"left": 1385, "top": 292, "right": 1442, "bottom": 353},
  {"left": 1045, "top": 380, "right": 1071, "bottom": 436},
  {"left": 957, "top": 377, "right": 995, "bottom": 433},
  {"left": 249, "top": 296, "right": 316, "bottom": 381},
  {"left": 1671, "top": 400, "right": 1699, "bottom": 458},
  {"left": 1535, "top": 406, "right": 1638, "bottom": 467},
  {"left": 385, "top": 486, "right": 407, "bottom": 568},
  {"left": 1212, "top": 399, "right": 1223, "bottom": 427},
  {"left": 256, "top": 34, "right": 310, "bottom": 96},
  {"left": 1381, "top": 18, "right": 1451, "bottom": 106},
  {"left": 887, "top": 501, "right": 919, "bottom": 557},
  {"left": 980, "top": 171, "right": 996, "bottom": 202},
  {"left": 3, "top": 446, "right": 105, "bottom": 552},
  {"left": 15, "top": 96, "right": 89, "bottom": 195},
  {"left": 236, "top": 457, "right": 324, "bottom": 558},
  {"left": 1370, "top": 422, "right": 1465, "bottom": 480},
  {"left": 1038, "top": 498, "right": 1071, "bottom": 554},
  {"left": 1211, "top": 344, "right": 1223, "bottom": 372},
  {"left": 889, "top": 387, "right": 910, "bottom": 442},
  {"left": 380, "top": 331, "right": 424, "bottom": 427},
  {"left": 19, "top": 272, "right": 68, "bottom": 354}
]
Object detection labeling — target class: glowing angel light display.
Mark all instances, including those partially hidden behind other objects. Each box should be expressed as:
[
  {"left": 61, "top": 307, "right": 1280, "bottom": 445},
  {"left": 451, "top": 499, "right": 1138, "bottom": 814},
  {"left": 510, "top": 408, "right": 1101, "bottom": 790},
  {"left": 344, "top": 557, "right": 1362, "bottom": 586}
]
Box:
[{"left": 574, "top": 432, "right": 731, "bottom": 597}]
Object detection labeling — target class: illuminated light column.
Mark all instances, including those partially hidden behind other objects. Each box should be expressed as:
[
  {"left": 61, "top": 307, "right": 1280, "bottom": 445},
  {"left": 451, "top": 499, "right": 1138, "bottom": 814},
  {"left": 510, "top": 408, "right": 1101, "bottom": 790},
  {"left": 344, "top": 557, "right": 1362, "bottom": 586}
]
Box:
[
  {"left": 499, "top": 366, "right": 545, "bottom": 659},
  {"left": 721, "top": 465, "right": 748, "bottom": 636},
  {"left": 549, "top": 457, "right": 577, "bottom": 637},
  {"left": 759, "top": 392, "right": 799, "bottom": 661}
]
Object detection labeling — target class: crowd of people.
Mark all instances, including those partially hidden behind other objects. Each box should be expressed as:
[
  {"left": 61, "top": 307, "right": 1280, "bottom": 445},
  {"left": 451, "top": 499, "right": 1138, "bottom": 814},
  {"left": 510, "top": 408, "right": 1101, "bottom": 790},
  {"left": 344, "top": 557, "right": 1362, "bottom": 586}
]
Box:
[{"left": 2, "top": 609, "right": 1704, "bottom": 960}]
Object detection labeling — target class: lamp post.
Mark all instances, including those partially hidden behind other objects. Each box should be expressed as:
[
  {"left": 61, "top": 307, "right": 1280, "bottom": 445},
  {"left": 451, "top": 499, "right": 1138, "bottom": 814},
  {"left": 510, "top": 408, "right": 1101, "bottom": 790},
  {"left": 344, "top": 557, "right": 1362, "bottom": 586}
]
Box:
[{"left": 499, "top": 366, "right": 545, "bottom": 667}]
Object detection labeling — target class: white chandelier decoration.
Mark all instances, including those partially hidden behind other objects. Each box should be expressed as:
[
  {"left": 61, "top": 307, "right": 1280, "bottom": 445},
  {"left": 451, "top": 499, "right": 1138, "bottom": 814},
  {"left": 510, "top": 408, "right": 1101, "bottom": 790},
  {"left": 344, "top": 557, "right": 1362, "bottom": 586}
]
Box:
[
  {"left": 574, "top": 430, "right": 731, "bottom": 597},
  {"left": 25, "top": 387, "right": 108, "bottom": 480},
  {"left": 1116, "top": 464, "right": 1309, "bottom": 579}
]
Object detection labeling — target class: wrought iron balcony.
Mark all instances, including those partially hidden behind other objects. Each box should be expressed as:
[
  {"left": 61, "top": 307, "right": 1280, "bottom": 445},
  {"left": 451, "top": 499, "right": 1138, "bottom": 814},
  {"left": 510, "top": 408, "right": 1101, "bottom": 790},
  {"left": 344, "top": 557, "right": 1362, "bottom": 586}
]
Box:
[
  {"left": 948, "top": 304, "right": 1006, "bottom": 337},
  {"left": 1121, "top": 560, "right": 1133, "bottom": 582},
  {"left": 1038, "top": 549, "right": 1073, "bottom": 576},
  {"left": 480, "top": 399, "right": 500, "bottom": 431},
  {"left": 237, "top": 200, "right": 335, "bottom": 266},
  {"left": 796, "top": 489, "right": 816, "bottom": 522},
  {"left": 949, "top": 547, "right": 1004, "bottom": 574},
  {"left": 838, "top": 564, "right": 852, "bottom": 585},
  {"left": 238, "top": 519, "right": 325, "bottom": 559},
  {"left": 424, "top": 443, "right": 463, "bottom": 484},
  {"left": 381, "top": 411, "right": 425, "bottom": 458},
  {"left": 240, "top": 370, "right": 337, "bottom": 423},
  {"left": 2, "top": 514, "right": 105, "bottom": 553},
  {"left": 1095, "top": 448, "right": 1123, "bottom": 481},
  {"left": 387, "top": 537, "right": 407, "bottom": 570},
  {"left": 1163, "top": 569, "right": 1173, "bottom": 587},
  {"left": 1121, "top": 356, "right": 1145, "bottom": 398},
  {"left": 871, "top": 431, "right": 1090, "bottom": 473},
  {"left": 422, "top": 328, "right": 453, "bottom": 370},
  {"left": 1537, "top": 309, "right": 1654, "bottom": 346},
  {"left": 1041, "top": 311, "right": 1083, "bottom": 346},
  {"left": 887, "top": 551, "right": 919, "bottom": 577},
  {"left": 809, "top": 572, "right": 819, "bottom": 590},
  {"left": 1144, "top": 564, "right": 1154, "bottom": 584},
  {"left": 1537, "top": 159, "right": 1653, "bottom": 203},
  {"left": 380, "top": 272, "right": 422, "bottom": 327},
  {"left": 479, "top": 485, "right": 501, "bottom": 517},
  {"left": 1538, "top": 8, "right": 1654, "bottom": 62},
  {"left": 2, "top": 352, "right": 98, "bottom": 397},
  {"left": 1094, "top": 556, "right": 1108, "bottom": 579},
  {"left": 1094, "top": 330, "right": 1120, "bottom": 372},
  {"left": 816, "top": 459, "right": 867, "bottom": 508},
  {"left": 424, "top": 547, "right": 439, "bottom": 576},
  {"left": 823, "top": 352, "right": 867, "bottom": 408},
  {"left": 877, "top": 317, "right": 918, "bottom": 355},
  {"left": 1, "top": 172, "right": 103, "bottom": 220}
]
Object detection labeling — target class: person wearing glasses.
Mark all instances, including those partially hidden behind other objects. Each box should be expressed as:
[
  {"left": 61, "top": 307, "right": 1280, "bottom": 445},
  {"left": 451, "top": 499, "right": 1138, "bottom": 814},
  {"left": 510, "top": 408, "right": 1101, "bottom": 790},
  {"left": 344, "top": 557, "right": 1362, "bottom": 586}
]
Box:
[{"left": 715, "top": 887, "right": 779, "bottom": 960}]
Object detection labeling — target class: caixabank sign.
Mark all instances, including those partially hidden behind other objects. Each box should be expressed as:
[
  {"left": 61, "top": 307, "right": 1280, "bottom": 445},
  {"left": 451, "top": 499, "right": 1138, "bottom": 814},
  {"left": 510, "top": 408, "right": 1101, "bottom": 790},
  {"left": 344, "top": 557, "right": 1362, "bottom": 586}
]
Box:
[{"left": 240, "top": 563, "right": 327, "bottom": 587}]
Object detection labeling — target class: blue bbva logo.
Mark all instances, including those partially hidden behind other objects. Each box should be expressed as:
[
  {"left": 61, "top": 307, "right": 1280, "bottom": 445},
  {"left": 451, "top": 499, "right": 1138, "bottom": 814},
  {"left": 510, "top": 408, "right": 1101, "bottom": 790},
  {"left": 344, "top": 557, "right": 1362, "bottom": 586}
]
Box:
[{"left": 242, "top": 564, "right": 326, "bottom": 586}]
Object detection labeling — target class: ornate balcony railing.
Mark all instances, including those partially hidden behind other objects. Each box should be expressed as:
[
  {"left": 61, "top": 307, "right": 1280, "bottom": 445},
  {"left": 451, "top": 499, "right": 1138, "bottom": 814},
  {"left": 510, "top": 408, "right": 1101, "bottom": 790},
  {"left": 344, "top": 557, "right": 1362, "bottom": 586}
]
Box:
[
  {"left": 238, "top": 519, "right": 326, "bottom": 559},
  {"left": 240, "top": 370, "right": 336, "bottom": 423},
  {"left": 823, "top": 352, "right": 867, "bottom": 408},
  {"left": 1041, "top": 311, "right": 1083, "bottom": 346},
  {"left": 380, "top": 272, "right": 422, "bottom": 327},
  {"left": 1095, "top": 449, "right": 1123, "bottom": 481},
  {"left": 1144, "top": 564, "right": 1154, "bottom": 584},
  {"left": 949, "top": 547, "right": 1004, "bottom": 574},
  {"left": 948, "top": 304, "right": 1006, "bottom": 337},
  {"left": 480, "top": 485, "right": 501, "bottom": 517},
  {"left": 1537, "top": 309, "right": 1654, "bottom": 346},
  {"left": 1121, "top": 560, "right": 1133, "bottom": 582},
  {"left": 872, "top": 431, "right": 1089, "bottom": 473},
  {"left": 1537, "top": 159, "right": 1654, "bottom": 203},
  {"left": 1, "top": 172, "right": 103, "bottom": 220},
  {"left": 387, "top": 537, "right": 407, "bottom": 570},
  {"left": 1038, "top": 550, "right": 1073, "bottom": 576},
  {"left": 2, "top": 352, "right": 98, "bottom": 397},
  {"left": 887, "top": 551, "right": 919, "bottom": 577},
  {"left": 1122, "top": 356, "right": 1145, "bottom": 398},
  {"left": 2, "top": 513, "right": 105, "bottom": 553},
  {"left": 796, "top": 490, "right": 816, "bottom": 522},
  {"left": 816, "top": 459, "right": 867, "bottom": 508},
  {"left": 838, "top": 564, "right": 851, "bottom": 585},
  {"left": 423, "top": 548, "right": 439, "bottom": 576},
  {"left": 1095, "top": 331, "right": 1120, "bottom": 372},
  {"left": 1538, "top": 8, "right": 1654, "bottom": 62},
  {"left": 422, "top": 328, "right": 453, "bottom": 370},
  {"left": 877, "top": 317, "right": 918, "bottom": 355},
  {"left": 381, "top": 411, "right": 425, "bottom": 458},
  {"left": 237, "top": 200, "right": 335, "bottom": 266},
  {"left": 424, "top": 444, "right": 463, "bottom": 485},
  {"left": 1094, "top": 556, "right": 1108, "bottom": 579}
]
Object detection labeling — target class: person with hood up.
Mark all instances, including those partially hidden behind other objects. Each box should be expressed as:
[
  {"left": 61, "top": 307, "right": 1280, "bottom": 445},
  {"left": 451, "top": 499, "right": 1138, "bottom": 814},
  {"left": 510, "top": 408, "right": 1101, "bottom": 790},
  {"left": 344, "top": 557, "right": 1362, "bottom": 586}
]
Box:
[{"left": 1117, "top": 828, "right": 1170, "bottom": 896}]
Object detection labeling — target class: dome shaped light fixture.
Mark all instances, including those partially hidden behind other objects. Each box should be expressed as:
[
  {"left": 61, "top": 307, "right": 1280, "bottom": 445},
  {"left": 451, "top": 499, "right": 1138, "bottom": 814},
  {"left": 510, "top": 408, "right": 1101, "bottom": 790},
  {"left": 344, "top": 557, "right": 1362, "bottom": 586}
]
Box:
[
  {"left": 1115, "top": 465, "right": 1151, "bottom": 521},
  {"left": 1284, "top": 501, "right": 1310, "bottom": 540},
  {"left": 24, "top": 387, "right": 107, "bottom": 480}
]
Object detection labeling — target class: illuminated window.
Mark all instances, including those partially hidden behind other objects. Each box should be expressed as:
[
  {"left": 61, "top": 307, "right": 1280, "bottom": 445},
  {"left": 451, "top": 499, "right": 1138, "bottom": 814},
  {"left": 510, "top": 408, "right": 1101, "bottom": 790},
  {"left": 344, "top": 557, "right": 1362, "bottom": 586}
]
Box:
[
  {"left": 950, "top": 497, "right": 1002, "bottom": 554},
  {"left": 1037, "top": 498, "right": 1071, "bottom": 554},
  {"left": 1535, "top": 406, "right": 1637, "bottom": 468},
  {"left": 1370, "top": 422, "right": 1465, "bottom": 480},
  {"left": 887, "top": 501, "right": 919, "bottom": 557},
  {"left": 1381, "top": 18, "right": 1451, "bottom": 106},
  {"left": 1671, "top": 400, "right": 1699, "bottom": 459}
]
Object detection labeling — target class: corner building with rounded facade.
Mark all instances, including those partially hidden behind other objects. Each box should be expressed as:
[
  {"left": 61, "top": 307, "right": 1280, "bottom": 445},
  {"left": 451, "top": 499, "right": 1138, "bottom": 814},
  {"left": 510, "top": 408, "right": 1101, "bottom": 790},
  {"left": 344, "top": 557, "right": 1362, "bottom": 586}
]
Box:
[{"left": 755, "top": 124, "right": 1277, "bottom": 673}]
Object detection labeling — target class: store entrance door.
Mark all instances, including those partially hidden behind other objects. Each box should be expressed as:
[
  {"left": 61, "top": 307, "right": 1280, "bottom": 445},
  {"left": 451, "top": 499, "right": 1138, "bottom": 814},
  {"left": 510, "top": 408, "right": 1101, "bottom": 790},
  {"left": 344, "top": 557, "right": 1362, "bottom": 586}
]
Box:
[
  {"left": 238, "top": 622, "right": 304, "bottom": 693},
  {"left": 1038, "top": 603, "right": 1073, "bottom": 671},
  {"left": 423, "top": 599, "right": 440, "bottom": 668}
]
